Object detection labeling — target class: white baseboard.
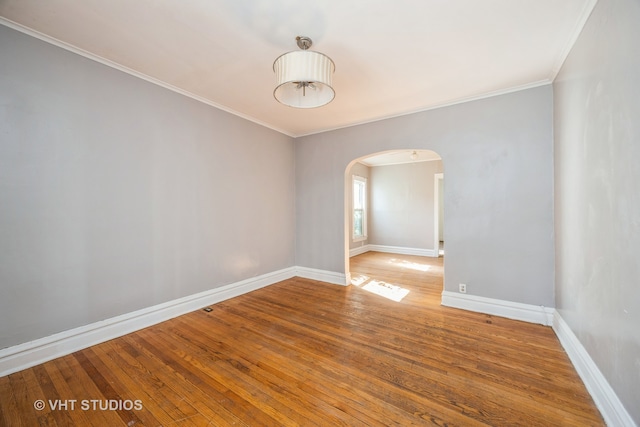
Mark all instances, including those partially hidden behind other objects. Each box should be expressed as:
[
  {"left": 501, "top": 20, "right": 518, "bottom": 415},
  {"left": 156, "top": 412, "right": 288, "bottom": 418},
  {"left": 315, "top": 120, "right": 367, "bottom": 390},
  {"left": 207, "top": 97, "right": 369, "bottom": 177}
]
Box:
[
  {"left": 441, "top": 291, "right": 554, "bottom": 326},
  {"left": 0, "top": 265, "right": 349, "bottom": 377},
  {"left": 441, "top": 292, "right": 636, "bottom": 425},
  {"left": 552, "top": 312, "right": 636, "bottom": 427},
  {"left": 3, "top": 266, "right": 633, "bottom": 427},
  {"left": 295, "top": 266, "right": 348, "bottom": 286},
  {"left": 0, "top": 267, "right": 297, "bottom": 377},
  {"left": 350, "top": 244, "right": 437, "bottom": 258},
  {"left": 349, "top": 245, "right": 369, "bottom": 257}
]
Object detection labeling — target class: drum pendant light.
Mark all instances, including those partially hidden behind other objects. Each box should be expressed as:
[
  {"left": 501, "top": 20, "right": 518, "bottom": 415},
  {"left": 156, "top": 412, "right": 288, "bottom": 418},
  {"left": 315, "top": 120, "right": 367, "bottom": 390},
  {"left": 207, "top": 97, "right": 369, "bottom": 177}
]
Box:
[{"left": 273, "top": 36, "right": 335, "bottom": 108}]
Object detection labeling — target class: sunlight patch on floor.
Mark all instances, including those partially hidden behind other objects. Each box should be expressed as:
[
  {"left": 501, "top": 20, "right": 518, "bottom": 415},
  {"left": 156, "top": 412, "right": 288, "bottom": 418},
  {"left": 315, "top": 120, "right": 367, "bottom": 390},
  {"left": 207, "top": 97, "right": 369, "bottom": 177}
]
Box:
[
  {"left": 362, "top": 280, "right": 410, "bottom": 302},
  {"left": 350, "top": 274, "right": 370, "bottom": 286},
  {"left": 389, "top": 258, "right": 431, "bottom": 272}
]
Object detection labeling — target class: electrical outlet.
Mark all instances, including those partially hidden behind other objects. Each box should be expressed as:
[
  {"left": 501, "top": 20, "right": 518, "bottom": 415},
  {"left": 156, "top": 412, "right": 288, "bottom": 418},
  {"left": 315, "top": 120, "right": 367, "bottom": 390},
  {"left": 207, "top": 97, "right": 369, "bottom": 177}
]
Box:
[{"left": 459, "top": 283, "right": 467, "bottom": 294}]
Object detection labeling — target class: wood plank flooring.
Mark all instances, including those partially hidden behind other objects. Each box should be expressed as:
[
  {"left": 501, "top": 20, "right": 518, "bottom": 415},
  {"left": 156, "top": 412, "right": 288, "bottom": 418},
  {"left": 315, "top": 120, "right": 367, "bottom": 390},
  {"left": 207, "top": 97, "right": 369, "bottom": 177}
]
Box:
[{"left": 0, "top": 251, "right": 604, "bottom": 426}]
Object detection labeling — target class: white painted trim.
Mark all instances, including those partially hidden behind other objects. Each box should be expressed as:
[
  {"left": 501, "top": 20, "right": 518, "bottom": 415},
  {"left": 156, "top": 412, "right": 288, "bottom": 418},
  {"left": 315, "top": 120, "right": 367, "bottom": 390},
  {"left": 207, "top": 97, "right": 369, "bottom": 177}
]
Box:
[
  {"left": 0, "top": 17, "right": 294, "bottom": 138},
  {"left": 547, "top": 0, "right": 599, "bottom": 81},
  {"left": 352, "top": 175, "right": 368, "bottom": 242},
  {"left": 368, "top": 244, "right": 437, "bottom": 258},
  {"left": 434, "top": 173, "right": 444, "bottom": 256},
  {"left": 5, "top": 261, "right": 631, "bottom": 427},
  {"left": 552, "top": 312, "right": 636, "bottom": 427},
  {"left": 0, "top": 265, "right": 351, "bottom": 376},
  {"left": 295, "top": 80, "right": 551, "bottom": 138},
  {"left": 349, "top": 245, "right": 369, "bottom": 258},
  {"left": 349, "top": 244, "right": 438, "bottom": 258},
  {"left": 361, "top": 157, "right": 441, "bottom": 168},
  {"left": 0, "top": 267, "right": 296, "bottom": 377},
  {"left": 0, "top": 18, "right": 552, "bottom": 140},
  {"left": 295, "top": 266, "right": 348, "bottom": 286},
  {"left": 441, "top": 291, "right": 554, "bottom": 326},
  {"left": 439, "top": 292, "right": 635, "bottom": 425}
]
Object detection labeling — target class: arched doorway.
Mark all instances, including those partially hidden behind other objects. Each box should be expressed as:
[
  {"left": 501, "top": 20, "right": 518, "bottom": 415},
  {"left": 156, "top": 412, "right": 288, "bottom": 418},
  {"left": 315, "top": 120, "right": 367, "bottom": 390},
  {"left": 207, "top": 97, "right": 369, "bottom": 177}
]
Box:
[{"left": 343, "top": 149, "right": 444, "bottom": 294}]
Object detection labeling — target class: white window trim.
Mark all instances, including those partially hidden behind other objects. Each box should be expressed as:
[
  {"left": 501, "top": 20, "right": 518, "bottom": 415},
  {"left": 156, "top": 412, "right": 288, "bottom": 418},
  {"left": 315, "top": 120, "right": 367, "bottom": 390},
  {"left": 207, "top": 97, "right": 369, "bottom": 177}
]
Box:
[{"left": 352, "top": 175, "right": 368, "bottom": 242}]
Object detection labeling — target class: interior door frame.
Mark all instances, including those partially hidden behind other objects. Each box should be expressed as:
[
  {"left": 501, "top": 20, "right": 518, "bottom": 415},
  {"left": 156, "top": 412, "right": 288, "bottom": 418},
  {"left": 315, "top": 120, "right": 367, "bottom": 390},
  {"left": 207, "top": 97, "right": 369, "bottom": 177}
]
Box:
[{"left": 433, "top": 173, "right": 444, "bottom": 257}]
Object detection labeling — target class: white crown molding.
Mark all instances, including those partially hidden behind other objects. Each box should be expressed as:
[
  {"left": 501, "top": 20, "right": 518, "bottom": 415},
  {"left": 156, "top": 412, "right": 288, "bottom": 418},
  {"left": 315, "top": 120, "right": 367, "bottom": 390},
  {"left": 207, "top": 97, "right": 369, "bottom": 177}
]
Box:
[
  {"left": 0, "top": 17, "right": 295, "bottom": 138},
  {"left": 294, "top": 80, "right": 552, "bottom": 138},
  {"left": 441, "top": 291, "right": 554, "bottom": 326},
  {"left": 1, "top": 17, "right": 553, "bottom": 140},
  {"left": 547, "top": 0, "right": 599, "bottom": 81},
  {"left": 552, "top": 312, "right": 636, "bottom": 427}
]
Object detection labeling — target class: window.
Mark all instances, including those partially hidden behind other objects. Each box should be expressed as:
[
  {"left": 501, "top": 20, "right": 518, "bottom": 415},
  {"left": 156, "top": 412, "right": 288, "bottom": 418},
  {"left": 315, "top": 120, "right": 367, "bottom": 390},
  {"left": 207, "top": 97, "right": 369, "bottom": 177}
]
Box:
[{"left": 353, "top": 175, "right": 367, "bottom": 241}]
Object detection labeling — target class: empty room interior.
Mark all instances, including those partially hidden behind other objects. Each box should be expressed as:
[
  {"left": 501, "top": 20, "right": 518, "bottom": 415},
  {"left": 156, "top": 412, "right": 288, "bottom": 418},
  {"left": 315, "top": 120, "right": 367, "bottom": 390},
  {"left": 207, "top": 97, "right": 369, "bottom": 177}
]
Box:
[{"left": 0, "top": 0, "right": 638, "bottom": 426}]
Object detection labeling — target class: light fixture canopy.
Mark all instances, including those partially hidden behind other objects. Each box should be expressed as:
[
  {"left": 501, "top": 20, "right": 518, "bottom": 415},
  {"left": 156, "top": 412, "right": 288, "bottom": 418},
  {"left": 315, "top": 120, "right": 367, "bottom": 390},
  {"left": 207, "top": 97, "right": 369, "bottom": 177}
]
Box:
[{"left": 273, "top": 36, "right": 335, "bottom": 108}]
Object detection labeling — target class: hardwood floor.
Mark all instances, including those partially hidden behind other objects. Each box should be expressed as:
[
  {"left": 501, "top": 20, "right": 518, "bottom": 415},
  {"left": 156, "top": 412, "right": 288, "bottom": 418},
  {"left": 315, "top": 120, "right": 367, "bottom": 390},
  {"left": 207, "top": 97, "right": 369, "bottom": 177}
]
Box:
[{"left": 0, "top": 252, "right": 604, "bottom": 426}]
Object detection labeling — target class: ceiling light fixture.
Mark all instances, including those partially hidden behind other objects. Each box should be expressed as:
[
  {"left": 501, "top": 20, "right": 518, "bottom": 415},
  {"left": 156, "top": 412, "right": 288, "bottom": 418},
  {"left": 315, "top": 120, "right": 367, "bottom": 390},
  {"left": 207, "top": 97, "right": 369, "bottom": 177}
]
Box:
[{"left": 273, "top": 36, "right": 335, "bottom": 108}]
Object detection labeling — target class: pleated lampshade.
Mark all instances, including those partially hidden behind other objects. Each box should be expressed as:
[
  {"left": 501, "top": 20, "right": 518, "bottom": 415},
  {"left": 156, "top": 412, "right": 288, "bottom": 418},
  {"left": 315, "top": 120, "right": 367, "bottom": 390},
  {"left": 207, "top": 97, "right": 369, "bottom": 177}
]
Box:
[{"left": 273, "top": 40, "right": 335, "bottom": 108}]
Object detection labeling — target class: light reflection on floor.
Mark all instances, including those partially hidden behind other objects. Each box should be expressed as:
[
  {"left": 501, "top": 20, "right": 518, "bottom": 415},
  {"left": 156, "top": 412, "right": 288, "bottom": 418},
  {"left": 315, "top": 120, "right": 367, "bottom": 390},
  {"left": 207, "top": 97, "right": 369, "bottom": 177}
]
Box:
[
  {"left": 362, "top": 280, "right": 410, "bottom": 302},
  {"left": 389, "top": 258, "right": 431, "bottom": 272},
  {"left": 351, "top": 274, "right": 410, "bottom": 302},
  {"left": 351, "top": 274, "right": 369, "bottom": 286}
]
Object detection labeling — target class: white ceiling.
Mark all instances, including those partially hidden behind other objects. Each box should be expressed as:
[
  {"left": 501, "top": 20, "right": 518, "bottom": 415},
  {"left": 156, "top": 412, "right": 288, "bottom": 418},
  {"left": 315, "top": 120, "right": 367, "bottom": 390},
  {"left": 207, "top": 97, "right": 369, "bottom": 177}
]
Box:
[
  {"left": 361, "top": 150, "right": 441, "bottom": 167},
  {"left": 0, "top": 0, "right": 596, "bottom": 137}
]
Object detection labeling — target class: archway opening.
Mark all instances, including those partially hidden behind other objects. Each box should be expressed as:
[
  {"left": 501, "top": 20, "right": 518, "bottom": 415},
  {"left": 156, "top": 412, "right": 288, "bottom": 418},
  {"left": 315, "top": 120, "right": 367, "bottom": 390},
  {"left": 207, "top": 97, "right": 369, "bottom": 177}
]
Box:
[{"left": 344, "top": 149, "right": 444, "bottom": 302}]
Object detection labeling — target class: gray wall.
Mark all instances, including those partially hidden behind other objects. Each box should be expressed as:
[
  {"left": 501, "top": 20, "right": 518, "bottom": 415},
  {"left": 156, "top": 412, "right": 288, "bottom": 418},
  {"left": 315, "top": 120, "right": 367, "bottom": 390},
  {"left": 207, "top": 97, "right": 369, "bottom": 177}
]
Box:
[
  {"left": 553, "top": 0, "right": 640, "bottom": 422},
  {"left": 347, "top": 161, "right": 370, "bottom": 251},
  {"left": 295, "top": 85, "right": 554, "bottom": 306},
  {"left": 0, "top": 25, "right": 296, "bottom": 349},
  {"left": 369, "top": 161, "right": 443, "bottom": 250}
]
